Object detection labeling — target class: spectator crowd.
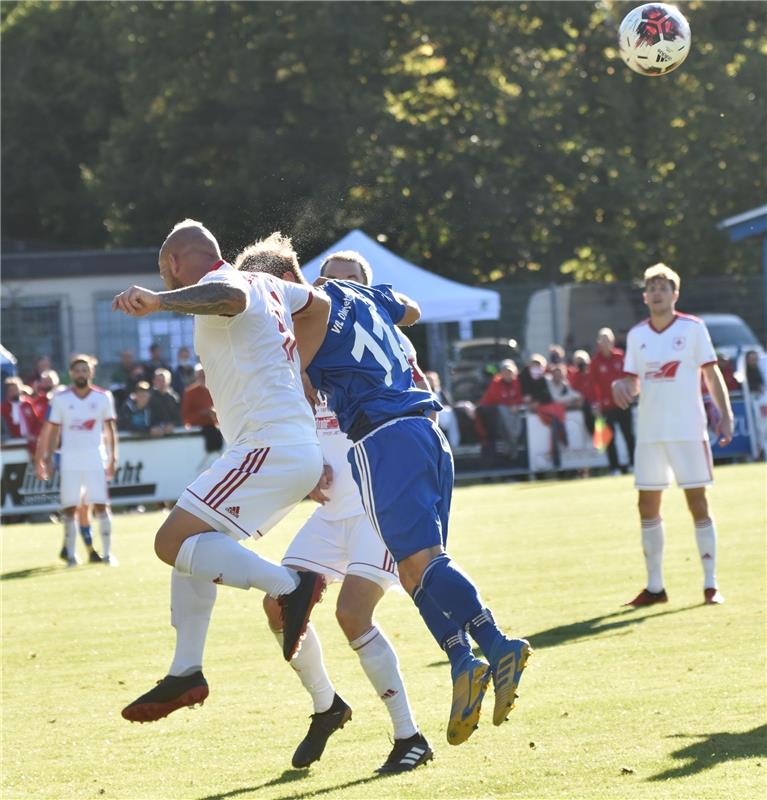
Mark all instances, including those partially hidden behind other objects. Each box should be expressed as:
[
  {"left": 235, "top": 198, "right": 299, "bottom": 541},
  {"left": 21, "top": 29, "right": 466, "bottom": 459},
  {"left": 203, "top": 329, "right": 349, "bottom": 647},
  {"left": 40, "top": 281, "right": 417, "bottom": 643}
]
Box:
[
  {"left": 3, "top": 333, "right": 764, "bottom": 473},
  {"left": 1, "top": 344, "right": 221, "bottom": 459}
]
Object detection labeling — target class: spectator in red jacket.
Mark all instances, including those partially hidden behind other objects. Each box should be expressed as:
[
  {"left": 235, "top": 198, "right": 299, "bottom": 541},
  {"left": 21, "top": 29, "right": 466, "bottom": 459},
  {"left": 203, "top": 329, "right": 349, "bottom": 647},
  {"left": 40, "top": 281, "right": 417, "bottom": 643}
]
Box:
[
  {"left": 569, "top": 350, "right": 596, "bottom": 434},
  {"left": 716, "top": 353, "right": 740, "bottom": 392},
  {"left": 30, "top": 369, "right": 60, "bottom": 420},
  {"left": 1, "top": 377, "right": 41, "bottom": 457},
  {"left": 476, "top": 359, "right": 524, "bottom": 462},
  {"left": 589, "top": 327, "right": 635, "bottom": 473}
]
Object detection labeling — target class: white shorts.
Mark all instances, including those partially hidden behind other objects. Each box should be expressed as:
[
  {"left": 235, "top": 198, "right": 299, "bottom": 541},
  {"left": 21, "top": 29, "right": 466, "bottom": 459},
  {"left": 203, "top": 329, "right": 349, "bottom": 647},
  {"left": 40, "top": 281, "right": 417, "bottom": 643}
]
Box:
[
  {"left": 634, "top": 440, "right": 714, "bottom": 491},
  {"left": 60, "top": 468, "right": 109, "bottom": 507},
  {"left": 176, "top": 442, "right": 322, "bottom": 541},
  {"left": 282, "top": 511, "right": 399, "bottom": 591}
]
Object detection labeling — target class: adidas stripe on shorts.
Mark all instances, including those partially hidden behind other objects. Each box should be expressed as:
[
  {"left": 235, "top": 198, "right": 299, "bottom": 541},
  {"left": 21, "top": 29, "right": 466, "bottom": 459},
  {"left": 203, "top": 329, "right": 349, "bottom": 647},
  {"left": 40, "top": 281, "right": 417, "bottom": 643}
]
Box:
[
  {"left": 282, "top": 511, "right": 399, "bottom": 591},
  {"left": 175, "top": 441, "right": 322, "bottom": 540}
]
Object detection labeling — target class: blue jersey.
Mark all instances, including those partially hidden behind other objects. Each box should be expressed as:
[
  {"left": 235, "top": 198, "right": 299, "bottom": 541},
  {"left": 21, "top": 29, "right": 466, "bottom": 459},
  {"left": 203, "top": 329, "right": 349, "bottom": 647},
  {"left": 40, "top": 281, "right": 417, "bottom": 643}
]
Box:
[{"left": 306, "top": 281, "right": 441, "bottom": 440}]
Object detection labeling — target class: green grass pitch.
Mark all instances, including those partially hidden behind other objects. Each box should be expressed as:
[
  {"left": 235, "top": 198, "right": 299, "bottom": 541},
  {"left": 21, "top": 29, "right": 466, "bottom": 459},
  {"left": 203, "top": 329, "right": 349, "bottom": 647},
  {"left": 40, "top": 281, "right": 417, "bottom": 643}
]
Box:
[{"left": 2, "top": 464, "right": 765, "bottom": 800}]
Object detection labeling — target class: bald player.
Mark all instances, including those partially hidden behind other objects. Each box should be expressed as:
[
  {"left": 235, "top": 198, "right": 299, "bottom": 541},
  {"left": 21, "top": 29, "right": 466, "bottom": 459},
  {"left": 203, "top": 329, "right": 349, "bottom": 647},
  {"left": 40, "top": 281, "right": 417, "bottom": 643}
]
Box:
[{"left": 113, "top": 219, "right": 330, "bottom": 723}]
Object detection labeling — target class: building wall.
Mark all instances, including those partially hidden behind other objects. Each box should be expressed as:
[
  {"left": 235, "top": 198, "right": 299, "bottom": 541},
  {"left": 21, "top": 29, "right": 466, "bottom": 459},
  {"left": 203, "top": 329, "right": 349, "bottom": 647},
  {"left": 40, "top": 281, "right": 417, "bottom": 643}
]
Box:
[{"left": 1, "top": 272, "right": 187, "bottom": 380}]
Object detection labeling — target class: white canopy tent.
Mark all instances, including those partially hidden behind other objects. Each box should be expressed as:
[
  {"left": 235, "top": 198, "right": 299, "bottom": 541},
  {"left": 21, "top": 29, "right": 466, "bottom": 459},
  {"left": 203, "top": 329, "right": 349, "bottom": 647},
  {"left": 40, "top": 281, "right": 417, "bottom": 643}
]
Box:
[{"left": 302, "top": 230, "right": 500, "bottom": 325}]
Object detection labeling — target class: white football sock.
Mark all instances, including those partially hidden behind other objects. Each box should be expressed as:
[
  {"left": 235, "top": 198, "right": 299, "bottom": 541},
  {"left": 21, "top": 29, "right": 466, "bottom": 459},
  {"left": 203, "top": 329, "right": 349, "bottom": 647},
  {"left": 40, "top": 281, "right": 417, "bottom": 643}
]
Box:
[
  {"left": 64, "top": 515, "right": 77, "bottom": 560},
  {"left": 641, "top": 517, "right": 665, "bottom": 593},
  {"left": 96, "top": 510, "right": 112, "bottom": 558},
  {"left": 695, "top": 518, "right": 718, "bottom": 589},
  {"left": 175, "top": 531, "right": 299, "bottom": 596},
  {"left": 271, "top": 624, "right": 335, "bottom": 713},
  {"left": 350, "top": 626, "right": 417, "bottom": 740},
  {"left": 168, "top": 569, "right": 217, "bottom": 677}
]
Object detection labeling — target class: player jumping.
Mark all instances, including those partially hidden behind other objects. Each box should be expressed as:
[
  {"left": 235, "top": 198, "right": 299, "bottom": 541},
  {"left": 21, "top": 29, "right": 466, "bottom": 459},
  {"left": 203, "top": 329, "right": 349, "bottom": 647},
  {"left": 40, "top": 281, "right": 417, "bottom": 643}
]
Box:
[
  {"left": 250, "top": 235, "right": 532, "bottom": 747},
  {"left": 239, "top": 241, "right": 433, "bottom": 773},
  {"left": 112, "top": 219, "right": 330, "bottom": 723}
]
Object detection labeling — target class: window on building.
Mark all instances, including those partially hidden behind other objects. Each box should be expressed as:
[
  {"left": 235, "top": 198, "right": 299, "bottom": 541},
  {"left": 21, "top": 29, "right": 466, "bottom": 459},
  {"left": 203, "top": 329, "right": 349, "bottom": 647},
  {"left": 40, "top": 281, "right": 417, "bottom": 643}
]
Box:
[
  {"left": 95, "top": 298, "right": 195, "bottom": 380},
  {"left": 0, "top": 299, "right": 64, "bottom": 379}
]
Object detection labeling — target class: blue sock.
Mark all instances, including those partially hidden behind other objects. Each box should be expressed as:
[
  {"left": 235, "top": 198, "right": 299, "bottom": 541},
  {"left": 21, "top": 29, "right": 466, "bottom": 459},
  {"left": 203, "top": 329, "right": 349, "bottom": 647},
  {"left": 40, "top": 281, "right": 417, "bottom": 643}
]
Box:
[
  {"left": 412, "top": 585, "right": 471, "bottom": 671},
  {"left": 79, "top": 526, "right": 93, "bottom": 547},
  {"left": 422, "top": 554, "right": 503, "bottom": 659},
  {"left": 467, "top": 608, "right": 505, "bottom": 661}
]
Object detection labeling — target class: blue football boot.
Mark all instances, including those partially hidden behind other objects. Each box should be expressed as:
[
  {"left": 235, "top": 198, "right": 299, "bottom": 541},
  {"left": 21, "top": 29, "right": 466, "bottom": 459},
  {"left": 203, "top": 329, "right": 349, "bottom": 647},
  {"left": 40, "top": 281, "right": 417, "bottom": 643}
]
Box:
[{"left": 489, "top": 638, "right": 533, "bottom": 726}]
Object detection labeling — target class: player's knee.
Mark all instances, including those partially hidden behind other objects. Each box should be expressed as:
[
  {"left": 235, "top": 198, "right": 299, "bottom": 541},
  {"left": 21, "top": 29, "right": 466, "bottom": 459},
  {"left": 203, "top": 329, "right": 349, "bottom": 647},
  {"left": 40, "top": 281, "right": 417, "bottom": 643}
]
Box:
[
  {"left": 153, "top": 530, "right": 178, "bottom": 566},
  {"left": 263, "top": 595, "right": 283, "bottom": 631},
  {"left": 637, "top": 497, "right": 658, "bottom": 520},
  {"left": 686, "top": 495, "right": 709, "bottom": 520},
  {"left": 335, "top": 601, "right": 372, "bottom": 641},
  {"left": 61, "top": 507, "right": 76, "bottom": 519}
]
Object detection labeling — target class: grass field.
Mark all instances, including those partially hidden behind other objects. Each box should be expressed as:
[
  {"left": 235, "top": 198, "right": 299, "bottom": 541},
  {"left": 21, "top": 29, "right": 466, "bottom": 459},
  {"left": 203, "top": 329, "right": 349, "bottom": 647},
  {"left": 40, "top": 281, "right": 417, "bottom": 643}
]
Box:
[{"left": 2, "top": 464, "right": 765, "bottom": 800}]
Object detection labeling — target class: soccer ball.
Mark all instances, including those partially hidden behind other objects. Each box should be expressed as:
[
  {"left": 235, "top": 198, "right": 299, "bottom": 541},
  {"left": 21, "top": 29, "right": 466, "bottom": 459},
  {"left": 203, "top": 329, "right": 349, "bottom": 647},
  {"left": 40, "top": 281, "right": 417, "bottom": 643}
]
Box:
[{"left": 618, "top": 3, "right": 691, "bottom": 76}]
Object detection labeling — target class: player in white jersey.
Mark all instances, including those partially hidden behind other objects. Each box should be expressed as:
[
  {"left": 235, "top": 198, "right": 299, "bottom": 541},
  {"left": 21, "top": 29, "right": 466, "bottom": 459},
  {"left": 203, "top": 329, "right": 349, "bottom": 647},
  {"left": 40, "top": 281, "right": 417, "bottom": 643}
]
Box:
[
  {"left": 111, "top": 220, "right": 331, "bottom": 723},
  {"left": 35, "top": 354, "right": 118, "bottom": 567},
  {"left": 237, "top": 247, "right": 434, "bottom": 773},
  {"left": 612, "top": 263, "right": 734, "bottom": 607}
]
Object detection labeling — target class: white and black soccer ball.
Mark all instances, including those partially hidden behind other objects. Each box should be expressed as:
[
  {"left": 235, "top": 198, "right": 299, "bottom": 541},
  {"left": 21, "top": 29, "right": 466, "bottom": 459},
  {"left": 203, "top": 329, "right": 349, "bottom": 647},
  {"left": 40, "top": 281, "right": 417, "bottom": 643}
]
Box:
[{"left": 619, "top": 3, "right": 691, "bottom": 76}]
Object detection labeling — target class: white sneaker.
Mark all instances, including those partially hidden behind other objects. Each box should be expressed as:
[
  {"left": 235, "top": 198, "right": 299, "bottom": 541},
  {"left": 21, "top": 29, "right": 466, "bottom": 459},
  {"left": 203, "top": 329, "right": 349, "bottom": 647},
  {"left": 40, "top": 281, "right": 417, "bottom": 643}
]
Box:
[
  {"left": 66, "top": 557, "right": 80, "bottom": 568},
  {"left": 102, "top": 554, "right": 119, "bottom": 567}
]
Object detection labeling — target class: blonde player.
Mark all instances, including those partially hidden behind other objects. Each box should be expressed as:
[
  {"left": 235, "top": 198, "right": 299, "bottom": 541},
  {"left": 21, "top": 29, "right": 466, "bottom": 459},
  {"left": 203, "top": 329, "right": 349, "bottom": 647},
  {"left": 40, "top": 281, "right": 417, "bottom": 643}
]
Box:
[
  {"left": 35, "top": 355, "right": 118, "bottom": 566},
  {"left": 239, "top": 246, "right": 433, "bottom": 773},
  {"left": 612, "top": 264, "right": 734, "bottom": 607},
  {"left": 112, "top": 220, "right": 330, "bottom": 723}
]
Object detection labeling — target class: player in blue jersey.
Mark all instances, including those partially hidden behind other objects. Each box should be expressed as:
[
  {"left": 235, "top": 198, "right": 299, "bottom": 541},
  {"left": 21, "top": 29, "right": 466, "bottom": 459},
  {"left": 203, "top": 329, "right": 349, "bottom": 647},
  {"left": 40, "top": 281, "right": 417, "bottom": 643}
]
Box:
[{"left": 243, "top": 236, "right": 532, "bottom": 746}]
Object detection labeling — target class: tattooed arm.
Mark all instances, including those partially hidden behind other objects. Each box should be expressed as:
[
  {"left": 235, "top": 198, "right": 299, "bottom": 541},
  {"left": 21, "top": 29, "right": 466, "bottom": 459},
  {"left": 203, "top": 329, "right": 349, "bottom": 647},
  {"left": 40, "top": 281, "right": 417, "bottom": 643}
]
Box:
[{"left": 112, "top": 282, "right": 247, "bottom": 317}]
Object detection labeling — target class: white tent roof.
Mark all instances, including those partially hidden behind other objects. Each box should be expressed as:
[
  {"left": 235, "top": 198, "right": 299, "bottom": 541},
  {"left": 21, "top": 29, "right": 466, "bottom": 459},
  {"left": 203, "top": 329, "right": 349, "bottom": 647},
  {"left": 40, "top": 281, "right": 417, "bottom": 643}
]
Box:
[{"left": 302, "top": 230, "right": 500, "bottom": 324}]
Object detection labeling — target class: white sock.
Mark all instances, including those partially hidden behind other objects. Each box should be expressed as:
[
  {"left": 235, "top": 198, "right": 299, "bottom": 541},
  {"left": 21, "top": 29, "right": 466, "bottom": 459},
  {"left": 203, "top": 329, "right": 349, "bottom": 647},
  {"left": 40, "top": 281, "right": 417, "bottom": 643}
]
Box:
[
  {"left": 168, "top": 569, "right": 217, "bottom": 676},
  {"left": 64, "top": 516, "right": 77, "bottom": 559},
  {"left": 695, "top": 518, "right": 718, "bottom": 589},
  {"left": 641, "top": 517, "right": 665, "bottom": 593},
  {"left": 271, "top": 624, "right": 335, "bottom": 713},
  {"left": 350, "top": 626, "right": 417, "bottom": 740},
  {"left": 175, "top": 531, "right": 299, "bottom": 596},
  {"left": 96, "top": 510, "right": 112, "bottom": 558}
]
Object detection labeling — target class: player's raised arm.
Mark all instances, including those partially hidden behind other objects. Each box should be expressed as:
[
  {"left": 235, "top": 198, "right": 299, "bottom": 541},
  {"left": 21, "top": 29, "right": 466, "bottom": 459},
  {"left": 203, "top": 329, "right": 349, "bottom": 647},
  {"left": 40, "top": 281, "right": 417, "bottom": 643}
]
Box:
[
  {"left": 112, "top": 282, "right": 247, "bottom": 318},
  {"left": 394, "top": 292, "right": 420, "bottom": 326},
  {"left": 113, "top": 218, "right": 247, "bottom": 318},
  {"left": 293, "top": 289, "right": 331, "bottom": 369}
]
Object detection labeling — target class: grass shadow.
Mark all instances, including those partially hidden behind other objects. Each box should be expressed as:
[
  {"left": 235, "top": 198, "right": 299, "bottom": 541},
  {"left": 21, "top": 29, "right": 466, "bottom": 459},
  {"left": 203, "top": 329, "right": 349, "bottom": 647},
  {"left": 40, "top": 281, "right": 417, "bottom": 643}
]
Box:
[
  {"left": 425, "top": 605, "right": 699, "bottom": 666},
  {"left": 0, "top": 565, "right": 63, "bottom": 581},
  {"left": 525, "top": 604, "right": 700, "bottom": 651},
  {"left": 197, "top": 769, "right": 388, "bottom": 800},
  {"left": 648, "top": 724, "right": 767, "bottom": 781}
]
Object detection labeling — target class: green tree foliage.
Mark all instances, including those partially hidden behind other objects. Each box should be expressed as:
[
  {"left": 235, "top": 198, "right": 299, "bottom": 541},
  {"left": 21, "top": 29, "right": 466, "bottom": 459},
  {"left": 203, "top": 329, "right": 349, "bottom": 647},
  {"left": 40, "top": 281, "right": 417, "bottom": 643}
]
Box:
[{"left": 2, "top": 1, "right": 765, "bottom": 282}]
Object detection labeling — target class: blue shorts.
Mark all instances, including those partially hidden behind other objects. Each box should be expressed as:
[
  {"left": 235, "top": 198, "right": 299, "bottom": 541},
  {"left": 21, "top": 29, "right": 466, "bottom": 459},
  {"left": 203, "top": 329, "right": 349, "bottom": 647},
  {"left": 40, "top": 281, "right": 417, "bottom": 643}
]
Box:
[{"left": 347, "top": 416, "right": 454, "bottom": 562}]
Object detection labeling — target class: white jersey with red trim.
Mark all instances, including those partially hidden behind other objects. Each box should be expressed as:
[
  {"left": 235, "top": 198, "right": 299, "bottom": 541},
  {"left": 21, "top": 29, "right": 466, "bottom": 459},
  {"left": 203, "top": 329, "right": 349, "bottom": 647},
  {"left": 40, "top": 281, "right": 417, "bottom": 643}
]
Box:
[
  {"left": 624, "top": 313, "right": 717, "bottom": 443},
  {"left": 193, "top": 262, "right": 317, "bottom": 448},
  {"left": 48, "top": 386, "right": 116, "bottom": 470}
]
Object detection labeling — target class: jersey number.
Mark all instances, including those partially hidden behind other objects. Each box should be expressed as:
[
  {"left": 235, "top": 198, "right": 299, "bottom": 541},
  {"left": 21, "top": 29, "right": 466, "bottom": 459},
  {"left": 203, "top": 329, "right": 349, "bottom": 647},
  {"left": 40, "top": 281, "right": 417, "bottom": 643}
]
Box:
[
  {"left": 351, "top": 308, "right": 410, "bottom": 386},
  {"left": 268, "top": 291, "right": 297, "bottom": 362}
]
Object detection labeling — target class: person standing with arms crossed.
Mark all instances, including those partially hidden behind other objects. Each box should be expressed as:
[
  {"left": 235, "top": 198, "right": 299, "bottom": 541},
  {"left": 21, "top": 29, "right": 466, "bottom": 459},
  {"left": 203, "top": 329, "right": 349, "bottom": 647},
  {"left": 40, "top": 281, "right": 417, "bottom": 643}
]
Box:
[{"left": 612, "top": 264, "right": 733, "bottom": 607}]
